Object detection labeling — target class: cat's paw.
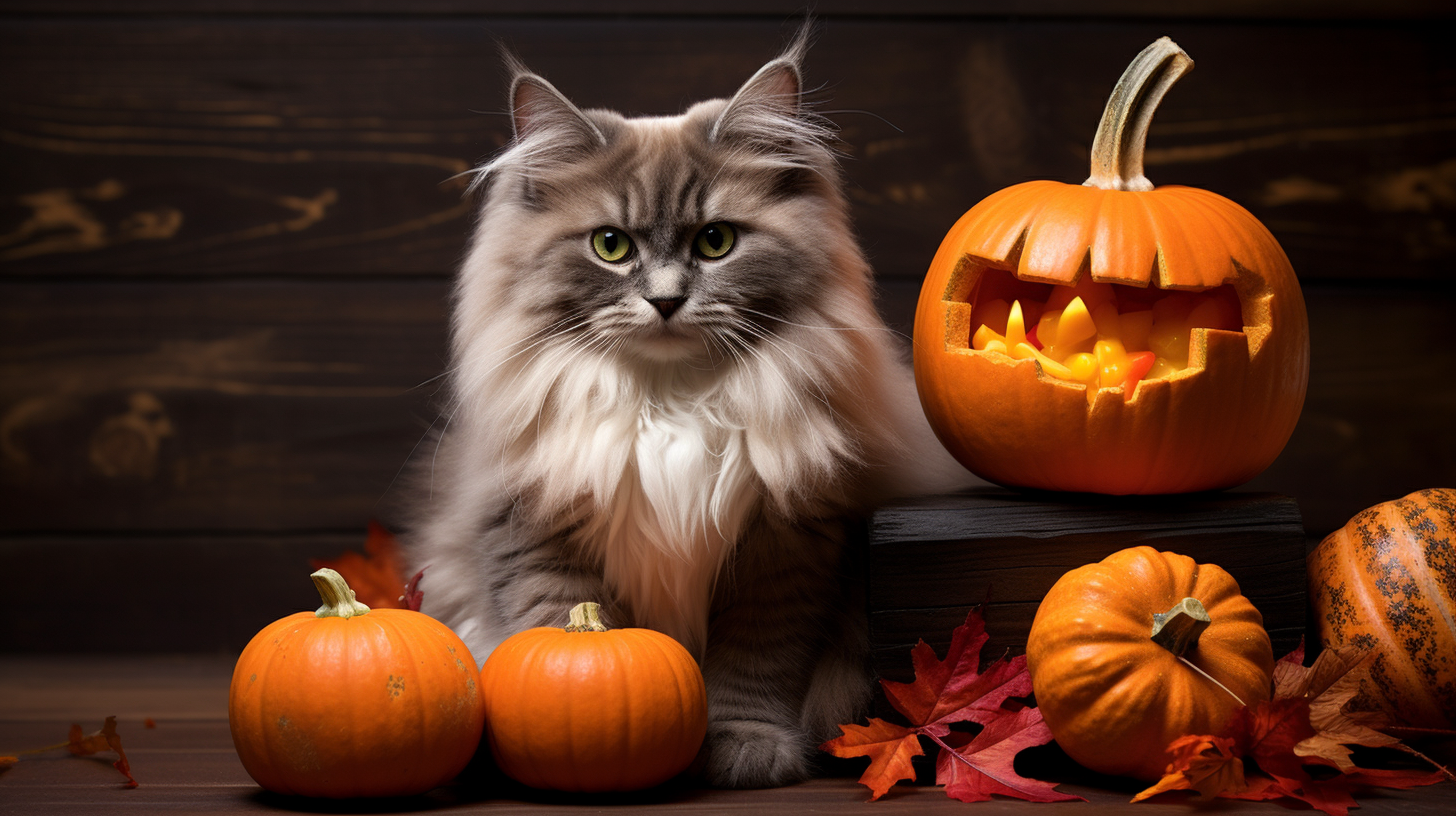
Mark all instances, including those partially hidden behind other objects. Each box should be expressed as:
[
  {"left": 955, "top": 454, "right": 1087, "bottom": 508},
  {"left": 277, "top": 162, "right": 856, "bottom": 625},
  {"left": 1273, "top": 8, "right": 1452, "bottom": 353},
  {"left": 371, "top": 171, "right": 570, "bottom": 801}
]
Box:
[{"left": 698, "top": 719, "right": 809, "bottom": 789}]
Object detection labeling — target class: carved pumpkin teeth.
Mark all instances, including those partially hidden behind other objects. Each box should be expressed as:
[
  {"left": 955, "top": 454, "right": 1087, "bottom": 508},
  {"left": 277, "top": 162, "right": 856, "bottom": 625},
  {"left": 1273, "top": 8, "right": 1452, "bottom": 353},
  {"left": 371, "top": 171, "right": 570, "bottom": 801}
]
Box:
[{"left": 970, "top": 288, "right": 1245, "bottom": 401}]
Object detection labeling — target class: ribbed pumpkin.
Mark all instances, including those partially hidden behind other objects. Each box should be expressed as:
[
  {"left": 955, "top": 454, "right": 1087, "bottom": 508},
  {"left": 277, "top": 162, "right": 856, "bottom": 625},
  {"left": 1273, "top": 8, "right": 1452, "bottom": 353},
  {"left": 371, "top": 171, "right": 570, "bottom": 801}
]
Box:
[
  {"left": 1026, "top": 547, "right": 1274, "bottom": 781},
  {"left": 1308, "top": 488, "right": 1456, "bottom": 728},
  {"left": 913, "top": 37, "right": 1309, "bottom": 494},
  {"left": 479, "top": 602, "right": 708, "bottom": 792},
  {"left": 229, "top": 569, "right": 486, "bottom": 798}
]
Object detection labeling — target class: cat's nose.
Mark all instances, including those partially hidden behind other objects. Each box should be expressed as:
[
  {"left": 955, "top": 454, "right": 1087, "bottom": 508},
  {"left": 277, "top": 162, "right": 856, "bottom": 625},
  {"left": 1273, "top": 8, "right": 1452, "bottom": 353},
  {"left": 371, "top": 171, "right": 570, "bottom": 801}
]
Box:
[{"left": 648, "top": 297, "right": 685, "bottom": 320}]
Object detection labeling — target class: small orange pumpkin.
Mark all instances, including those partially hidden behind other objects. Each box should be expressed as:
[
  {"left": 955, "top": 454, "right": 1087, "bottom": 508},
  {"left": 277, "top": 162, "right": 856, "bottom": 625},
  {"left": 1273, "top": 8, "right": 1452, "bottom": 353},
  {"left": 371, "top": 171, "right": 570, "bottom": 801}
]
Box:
[
  {"left": 228, "top": 569, "right": 486, "bottom": 798},
  {"left": 479, "top": 602, "right": 708, "bottom": 792},
  {"left": 1308, "top": 488, "right": 1456, "bottom": 728},
  {"left": 913, "top": 38, "right": 1309, "bottom": 494},
  {"left": 1026, "top": 546, "right": 1274, "bottom": 781}
]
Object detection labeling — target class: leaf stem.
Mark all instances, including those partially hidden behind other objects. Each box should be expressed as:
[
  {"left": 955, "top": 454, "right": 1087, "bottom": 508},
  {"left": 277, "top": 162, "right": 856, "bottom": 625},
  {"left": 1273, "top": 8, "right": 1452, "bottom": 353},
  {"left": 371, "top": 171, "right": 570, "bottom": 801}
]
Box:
[{"left": 1177, "top": 655, "right": 1246, "bottom": 708}]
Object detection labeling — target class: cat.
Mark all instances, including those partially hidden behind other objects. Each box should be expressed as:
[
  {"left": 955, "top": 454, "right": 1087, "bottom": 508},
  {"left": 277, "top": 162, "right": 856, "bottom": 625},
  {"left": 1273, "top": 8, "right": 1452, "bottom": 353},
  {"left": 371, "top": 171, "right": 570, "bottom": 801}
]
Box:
[{"left": 405, "top": 30, "right": 973, "bottom": 788}]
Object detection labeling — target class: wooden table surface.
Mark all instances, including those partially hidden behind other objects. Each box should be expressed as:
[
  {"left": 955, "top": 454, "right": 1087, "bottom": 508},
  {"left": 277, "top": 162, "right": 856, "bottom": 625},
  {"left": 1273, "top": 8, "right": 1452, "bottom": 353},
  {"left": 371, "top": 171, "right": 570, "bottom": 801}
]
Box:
[{"left": 2, "top": 655, "right": 1453, "bottom": 815}]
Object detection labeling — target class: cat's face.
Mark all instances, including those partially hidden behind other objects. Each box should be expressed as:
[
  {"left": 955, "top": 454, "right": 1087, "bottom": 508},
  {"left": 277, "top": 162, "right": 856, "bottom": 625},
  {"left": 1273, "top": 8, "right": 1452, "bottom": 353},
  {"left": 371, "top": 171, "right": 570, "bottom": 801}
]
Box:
[{"left": 462, "top": 46, "right": 852, "bottom": 367}]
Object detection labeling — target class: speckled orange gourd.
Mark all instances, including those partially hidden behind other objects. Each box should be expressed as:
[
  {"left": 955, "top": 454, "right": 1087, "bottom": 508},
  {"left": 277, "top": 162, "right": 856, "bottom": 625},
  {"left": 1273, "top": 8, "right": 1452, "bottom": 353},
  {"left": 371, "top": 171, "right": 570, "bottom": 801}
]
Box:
[
  {"left": 228, "top": 569, "right": 486, "bottom": 798},
  {"left": 1309, "top": 488, "right": 1456, "bottom": 728}
]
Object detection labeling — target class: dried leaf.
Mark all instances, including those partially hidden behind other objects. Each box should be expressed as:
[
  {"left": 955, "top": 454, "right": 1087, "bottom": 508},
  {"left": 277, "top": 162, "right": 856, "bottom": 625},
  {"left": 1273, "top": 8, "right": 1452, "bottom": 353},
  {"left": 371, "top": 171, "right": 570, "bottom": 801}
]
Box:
[
  {"left": 820, "top": 718, "right": 925, "bottom": 801},
  {"left": 1273, "top": 642, "right": 1400, "bottom": 771},
  {"left": 311, "top": 520, "right": 409, "bottom": 609},
  {"left": 934, "top": 707, "right": 1083, "bottom": 803},
  {"left": 0, "top": 756, "right": 17, "bottom": 771},
  {"left": 1132, "top": 735, "right": 1245, "bottom": 802},
  {"left": 66, "top": 716, "right": 136, "bottom": 788},
  {"left": 879, "top": 608, "right": 1032, "bottom": 728}
]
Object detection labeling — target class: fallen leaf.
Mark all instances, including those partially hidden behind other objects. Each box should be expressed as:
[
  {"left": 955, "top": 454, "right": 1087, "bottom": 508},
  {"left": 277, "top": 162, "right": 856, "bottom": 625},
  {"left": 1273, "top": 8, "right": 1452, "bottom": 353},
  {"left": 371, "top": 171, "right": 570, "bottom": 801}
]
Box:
[
  {"left": 1132, "top": 735, "right": 1245, "bottom": 802},
  {"left": 1228, "top": 696, "right": 1317, "bottom": 781},
  {"left": 821, "top": 607, "right": 1079, "bottom": 803},
  {"left": 879, "top": 608, "right": 1032, "bottom": 728},
  {"left": 820, "top": 718, "right": 925, "bottom": 801},
  {"left": 1272, "top": 642, "right": 1401, "bottom": 772},
  {"left": 311, "top": 520, "right": 409, "bottom": 609},
  {"left": 66, "top": 716, "right": 136, "bottom": 788},
  {"left": 1135, "top": 643, "right": 1449, "bottom": 814},
  {"left": 935, "top": 707, "right": 1083, "bottom": 803},
  {"left": 0, "top": 756, "right": 17, "bottom": 771}
]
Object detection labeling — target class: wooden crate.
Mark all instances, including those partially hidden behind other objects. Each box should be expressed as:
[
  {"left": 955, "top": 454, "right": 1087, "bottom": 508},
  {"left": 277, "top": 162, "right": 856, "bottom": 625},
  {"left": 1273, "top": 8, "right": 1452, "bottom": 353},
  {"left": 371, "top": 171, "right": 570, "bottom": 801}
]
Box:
[{"left": 864, "top": 488, "right": 1306, "bottom": 684}]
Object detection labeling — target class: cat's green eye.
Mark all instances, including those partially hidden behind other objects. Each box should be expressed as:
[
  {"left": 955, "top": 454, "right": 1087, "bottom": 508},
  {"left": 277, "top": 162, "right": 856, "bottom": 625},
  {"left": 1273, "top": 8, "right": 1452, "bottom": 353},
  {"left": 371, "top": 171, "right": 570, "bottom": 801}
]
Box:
[
  {"left": 591, "top": 227, "right": 633, "bottom": 263},
  {"left": 694, "top": 222, "right": 736, "bottom": 260}
]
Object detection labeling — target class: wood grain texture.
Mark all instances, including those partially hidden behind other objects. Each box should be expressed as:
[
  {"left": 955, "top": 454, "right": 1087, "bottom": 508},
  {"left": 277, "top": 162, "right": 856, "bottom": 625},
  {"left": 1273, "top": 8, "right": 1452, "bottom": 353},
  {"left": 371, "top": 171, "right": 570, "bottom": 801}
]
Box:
[
  {"left": 1, "top": 18, "right": 1453, "bottom": 280},
  {"left": 0, "top": 281, "right": 448, "bottom": 532},
  {"left": 0, "top": 533, "right": 372, "bottom": 652}
]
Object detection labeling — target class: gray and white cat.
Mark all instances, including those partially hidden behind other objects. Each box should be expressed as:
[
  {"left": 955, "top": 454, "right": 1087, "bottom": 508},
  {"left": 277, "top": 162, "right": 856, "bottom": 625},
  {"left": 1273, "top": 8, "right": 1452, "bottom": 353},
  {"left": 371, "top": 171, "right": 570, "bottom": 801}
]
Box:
[{"left": 406, "top": 32, "right": 971, "bottom": 788}]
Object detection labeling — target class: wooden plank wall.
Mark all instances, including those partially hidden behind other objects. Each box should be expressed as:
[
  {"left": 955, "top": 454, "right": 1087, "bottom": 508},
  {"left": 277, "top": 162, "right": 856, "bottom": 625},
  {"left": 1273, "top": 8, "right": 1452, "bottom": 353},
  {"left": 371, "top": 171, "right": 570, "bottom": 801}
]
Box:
[{"left": 2, "top": 1, "right": 1453, "bottom": 652}]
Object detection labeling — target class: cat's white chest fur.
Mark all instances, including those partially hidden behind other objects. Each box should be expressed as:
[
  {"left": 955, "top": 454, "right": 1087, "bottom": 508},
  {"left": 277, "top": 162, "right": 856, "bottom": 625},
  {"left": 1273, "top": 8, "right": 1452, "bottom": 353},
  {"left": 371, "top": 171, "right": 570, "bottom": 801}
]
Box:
[{"left": 573, "top": 390, "right": 759, "bottom": 656}]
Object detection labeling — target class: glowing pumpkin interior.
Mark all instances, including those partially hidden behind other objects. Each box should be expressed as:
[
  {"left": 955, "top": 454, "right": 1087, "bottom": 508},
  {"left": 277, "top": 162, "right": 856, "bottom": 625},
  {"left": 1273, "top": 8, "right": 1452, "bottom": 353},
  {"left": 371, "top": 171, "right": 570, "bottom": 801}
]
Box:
[{"left": 947, "top": 264, "right": 1246, "bottom": 402}]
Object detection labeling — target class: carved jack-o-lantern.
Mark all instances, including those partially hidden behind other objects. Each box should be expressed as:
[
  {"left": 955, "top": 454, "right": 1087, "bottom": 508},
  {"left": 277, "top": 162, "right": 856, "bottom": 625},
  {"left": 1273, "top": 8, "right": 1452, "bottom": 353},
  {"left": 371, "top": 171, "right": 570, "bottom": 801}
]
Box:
[{"left": 913, "top": 38, "right": 1309, "bottom": 495}]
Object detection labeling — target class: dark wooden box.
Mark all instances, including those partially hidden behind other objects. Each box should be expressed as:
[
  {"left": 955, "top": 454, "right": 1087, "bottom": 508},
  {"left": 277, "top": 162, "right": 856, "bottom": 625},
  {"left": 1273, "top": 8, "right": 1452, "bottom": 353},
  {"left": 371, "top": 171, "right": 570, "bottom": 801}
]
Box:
[{"left": 864, "top": 488, "right": 1306, "bottom": 684}]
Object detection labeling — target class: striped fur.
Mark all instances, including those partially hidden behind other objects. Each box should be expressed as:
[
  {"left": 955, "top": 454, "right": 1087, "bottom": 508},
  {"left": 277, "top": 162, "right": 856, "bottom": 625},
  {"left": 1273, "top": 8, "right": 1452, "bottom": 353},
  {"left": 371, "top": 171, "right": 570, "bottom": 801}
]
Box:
[{"left": 405, "top": 32, "right": 973, "bottom": 788}]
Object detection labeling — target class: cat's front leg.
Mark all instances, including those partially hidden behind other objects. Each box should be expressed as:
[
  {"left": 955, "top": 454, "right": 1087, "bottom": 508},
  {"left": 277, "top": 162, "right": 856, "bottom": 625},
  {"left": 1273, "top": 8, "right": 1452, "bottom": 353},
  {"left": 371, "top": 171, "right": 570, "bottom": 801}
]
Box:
[{"left": 697, "top": 519, "right": 858, "bottom": 788}]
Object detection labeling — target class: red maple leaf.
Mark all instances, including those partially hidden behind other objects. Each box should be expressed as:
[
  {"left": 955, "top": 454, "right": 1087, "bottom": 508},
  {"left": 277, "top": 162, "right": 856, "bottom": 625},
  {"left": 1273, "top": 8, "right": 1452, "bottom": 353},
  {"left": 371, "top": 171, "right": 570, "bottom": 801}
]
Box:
[
  {"left": 934, "top": 707, "right": 1082, "bottom": 803},
  {"left": 820, "top": 607, "right": 1081, "bottom": 803}
]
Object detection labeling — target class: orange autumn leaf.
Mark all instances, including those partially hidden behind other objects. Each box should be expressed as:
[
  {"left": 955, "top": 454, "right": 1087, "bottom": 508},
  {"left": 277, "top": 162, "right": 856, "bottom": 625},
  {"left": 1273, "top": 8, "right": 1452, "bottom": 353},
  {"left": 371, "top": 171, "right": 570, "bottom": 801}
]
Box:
[
  {"left": 820, "top": 718, "right": 924, "bottom": 801},
  {"left": 1133, "top": 734, "right": 1246, "bottom": 802},
  {"left": 311, "top": 520, "right": 410, "bottom": 609},
  {"left": 0, "top": 756, "right": 17, "bottom": 771},
  {"left": 67, "top": 716, "right": 136, "bottom": 788}
]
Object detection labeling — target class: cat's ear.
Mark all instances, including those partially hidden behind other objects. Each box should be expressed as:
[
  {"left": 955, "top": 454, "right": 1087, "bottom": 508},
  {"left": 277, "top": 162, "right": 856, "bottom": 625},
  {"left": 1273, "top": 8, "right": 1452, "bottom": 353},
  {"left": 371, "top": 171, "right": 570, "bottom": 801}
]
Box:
[
  {"left": 506, "top": 56, "right": 606, "bottom": 152},
  {"left": 711, "top": 52, "right": 803, "bottom": 144}
]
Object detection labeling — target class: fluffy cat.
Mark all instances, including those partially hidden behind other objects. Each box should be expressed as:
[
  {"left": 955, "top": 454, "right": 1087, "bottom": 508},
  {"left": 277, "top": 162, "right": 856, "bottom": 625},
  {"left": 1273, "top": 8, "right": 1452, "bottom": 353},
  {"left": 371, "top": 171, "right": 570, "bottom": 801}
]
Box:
[{"left": 406, "top": 31, "right": 972, "bottom": 788}]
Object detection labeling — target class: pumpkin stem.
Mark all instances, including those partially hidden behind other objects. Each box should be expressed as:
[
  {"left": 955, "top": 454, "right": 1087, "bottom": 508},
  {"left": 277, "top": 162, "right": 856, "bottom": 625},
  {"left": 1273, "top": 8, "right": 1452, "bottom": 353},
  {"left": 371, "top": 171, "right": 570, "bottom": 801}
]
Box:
[
  {"left": 1084, "top": 37, "right": 1193, "bottom": 192},
  {"left": 565, "top": 602, "right": 609, "bottom": 632},
  {"left": 311, "top": 568, "right": 371, "bottom": 619},
  {"left": 1150, "top": 597, "right": 1211, "bottom": 656},
  {"left": 1152, "top": 597, "right": 1248, "bottom": 707}
]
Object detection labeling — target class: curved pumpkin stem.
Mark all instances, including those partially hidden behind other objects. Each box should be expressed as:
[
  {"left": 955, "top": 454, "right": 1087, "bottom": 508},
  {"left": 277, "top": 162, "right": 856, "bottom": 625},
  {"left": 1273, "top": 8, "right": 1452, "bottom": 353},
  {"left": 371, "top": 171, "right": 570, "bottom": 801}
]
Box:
[
  {"left": 1084, "top": 37, "right": 1193, "bottom": 192},
  {"left": 565, "top": 602, "right": 609, "bottom": 632},
  {"left": 311, "top": 568, "right": 371, "bottom": 619},
  {"left": 1151, "top": 596, "right": 1210, "bottom": 655}
]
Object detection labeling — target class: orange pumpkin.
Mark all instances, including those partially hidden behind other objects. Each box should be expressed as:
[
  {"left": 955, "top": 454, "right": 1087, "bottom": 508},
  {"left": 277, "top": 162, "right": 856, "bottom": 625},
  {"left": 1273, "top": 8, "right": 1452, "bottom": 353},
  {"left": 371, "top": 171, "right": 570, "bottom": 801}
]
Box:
[
  {"left": 479, "top": 602, "right": 707, "bottom": 792},
  {"left": 229, "top": 569, "right": 486, "bottom": 798},
  {"left": 913, "top": 38, "right": 1309, "bottom": 494},
  {"left": 1026, "top": 546, "right": 1274, "bottom": 781},
  {"left": 1308, "top": 488, "right": 1456, "bottom": 728}
]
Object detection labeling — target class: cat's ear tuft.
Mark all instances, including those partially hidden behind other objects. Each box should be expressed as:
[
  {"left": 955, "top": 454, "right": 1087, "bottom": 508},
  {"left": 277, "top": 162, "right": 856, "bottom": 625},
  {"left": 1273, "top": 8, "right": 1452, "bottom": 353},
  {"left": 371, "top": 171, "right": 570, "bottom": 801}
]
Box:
[
  {"left": 506, "top": 58, "right": 606, "bottom": 151},
  {"left": 709, "top": 25, "right": 829, "bottom": 159}
]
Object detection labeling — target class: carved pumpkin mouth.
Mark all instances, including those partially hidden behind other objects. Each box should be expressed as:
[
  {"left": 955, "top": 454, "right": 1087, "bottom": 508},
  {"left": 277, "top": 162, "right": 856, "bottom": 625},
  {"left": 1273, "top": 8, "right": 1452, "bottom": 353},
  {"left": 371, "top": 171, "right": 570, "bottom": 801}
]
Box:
[{"left": 944, "top": 260, "right": 1248, "bottom": 403}]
